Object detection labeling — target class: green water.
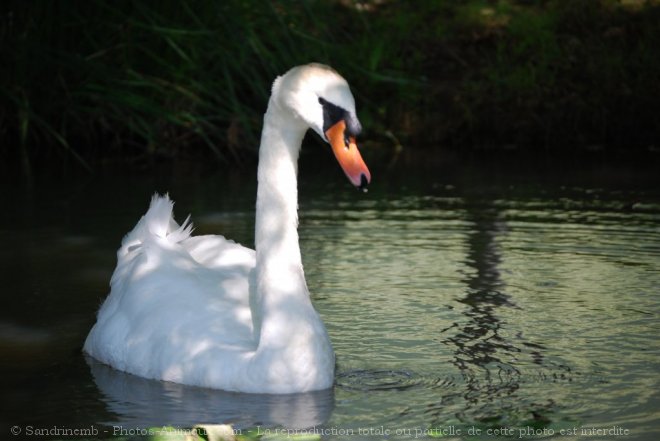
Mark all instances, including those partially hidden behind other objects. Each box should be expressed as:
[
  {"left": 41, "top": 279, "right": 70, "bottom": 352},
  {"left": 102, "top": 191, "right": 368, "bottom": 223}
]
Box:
[{"left": 0, "top": 159, "right": 658, "bottom": 440}]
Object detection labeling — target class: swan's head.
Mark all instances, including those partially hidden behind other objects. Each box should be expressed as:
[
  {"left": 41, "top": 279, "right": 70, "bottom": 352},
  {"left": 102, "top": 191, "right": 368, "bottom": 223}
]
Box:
[{"left": 272, "top": 63, "right": 371, "bottom": 190}]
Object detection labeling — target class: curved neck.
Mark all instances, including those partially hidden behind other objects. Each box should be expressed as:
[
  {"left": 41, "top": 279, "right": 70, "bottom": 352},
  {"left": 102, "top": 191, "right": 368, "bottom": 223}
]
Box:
[
  {"left": 252, "top": 99, "right": 309, "bottom": 344},
  {"left": 255, "top": 100, "right": 307, "bottom": 268}
]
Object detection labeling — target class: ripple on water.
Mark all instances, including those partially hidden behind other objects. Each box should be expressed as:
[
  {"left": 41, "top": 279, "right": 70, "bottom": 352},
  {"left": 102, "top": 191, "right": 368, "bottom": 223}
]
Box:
[{"left": 336, "top": 369, "right": 421, "bottom": 391}]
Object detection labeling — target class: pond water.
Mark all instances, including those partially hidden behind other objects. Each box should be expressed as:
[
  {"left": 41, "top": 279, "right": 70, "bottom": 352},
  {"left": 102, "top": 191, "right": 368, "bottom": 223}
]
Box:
[{"left": 0, "top": 157, "right": 659, "bottom": 440}]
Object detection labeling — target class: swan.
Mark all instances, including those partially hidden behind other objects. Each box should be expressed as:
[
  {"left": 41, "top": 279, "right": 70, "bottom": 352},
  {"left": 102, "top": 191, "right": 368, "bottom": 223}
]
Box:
[{"left": 84, "top": 63, "right": 371, "bottom": 394}]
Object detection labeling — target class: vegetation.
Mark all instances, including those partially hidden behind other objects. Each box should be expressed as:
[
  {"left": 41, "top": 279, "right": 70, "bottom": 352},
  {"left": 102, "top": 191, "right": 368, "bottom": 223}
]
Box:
[{"left": 1, "top": 0, "right": 659, "bottom": 172}]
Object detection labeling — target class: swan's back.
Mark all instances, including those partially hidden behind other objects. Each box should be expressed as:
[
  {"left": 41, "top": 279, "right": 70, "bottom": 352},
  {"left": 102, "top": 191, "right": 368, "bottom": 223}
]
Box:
[{"left": 84, "top": 195, "right": 257, "bottom": 386}]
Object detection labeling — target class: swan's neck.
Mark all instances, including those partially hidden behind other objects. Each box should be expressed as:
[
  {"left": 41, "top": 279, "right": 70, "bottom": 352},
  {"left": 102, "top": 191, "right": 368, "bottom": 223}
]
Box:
[{"left": 253, "top": 100, "right": 310, "bottom": 346}]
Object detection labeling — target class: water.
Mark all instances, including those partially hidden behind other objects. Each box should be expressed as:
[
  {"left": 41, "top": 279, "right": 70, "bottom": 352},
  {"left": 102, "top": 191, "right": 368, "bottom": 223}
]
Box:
[{"left": 1, "top": 158, "right": 659, "bottom": 440}]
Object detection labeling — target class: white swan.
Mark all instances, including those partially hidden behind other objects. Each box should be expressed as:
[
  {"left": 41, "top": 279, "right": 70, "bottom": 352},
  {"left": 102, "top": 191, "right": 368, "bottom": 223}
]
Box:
[{"left": 84, "top": 63, "right": 371, "bottom": 394}]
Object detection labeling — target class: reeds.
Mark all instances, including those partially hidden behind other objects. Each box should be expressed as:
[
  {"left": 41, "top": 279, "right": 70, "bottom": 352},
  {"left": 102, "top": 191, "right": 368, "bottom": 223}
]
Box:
[
  {"left": 0, "top": 1, "right": 398, "bottom": 169},
  {"left": 2, "top": 0, "right": 659, "bottom": 172}
]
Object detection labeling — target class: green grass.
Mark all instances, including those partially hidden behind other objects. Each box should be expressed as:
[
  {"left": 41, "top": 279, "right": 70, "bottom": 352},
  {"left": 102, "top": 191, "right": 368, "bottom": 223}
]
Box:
[
  {"left": 1, "top": 0, "right": 659, "bottom": 173},
  {"left": 454, "top": 0, "right": 660, "bottom": 150}
]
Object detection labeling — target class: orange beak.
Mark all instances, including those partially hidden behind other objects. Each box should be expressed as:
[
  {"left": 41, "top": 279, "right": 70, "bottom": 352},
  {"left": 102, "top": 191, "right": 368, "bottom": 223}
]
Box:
[{"left": 325, "top": 120, "right": 371, "bottom": 190}]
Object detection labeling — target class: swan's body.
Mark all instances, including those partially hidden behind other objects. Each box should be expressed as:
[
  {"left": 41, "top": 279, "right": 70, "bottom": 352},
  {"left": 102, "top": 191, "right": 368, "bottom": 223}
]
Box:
[{"left": 84, "top": 64, "right": 371, "bottom": 394}]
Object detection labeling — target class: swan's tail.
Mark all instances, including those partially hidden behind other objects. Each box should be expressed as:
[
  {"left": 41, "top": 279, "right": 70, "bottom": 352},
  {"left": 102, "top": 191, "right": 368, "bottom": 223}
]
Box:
[
  {"left": 119, "top": 194, "right": 193, "bottom": 256},
  {"left": 144, "top": 194, "right": 193, "bottom": 241}
]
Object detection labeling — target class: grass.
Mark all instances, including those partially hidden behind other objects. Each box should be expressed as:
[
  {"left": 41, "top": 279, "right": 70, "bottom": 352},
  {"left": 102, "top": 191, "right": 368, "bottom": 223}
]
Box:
[
  {"left": 1, "top": 0, "right": 659, "bottom": 173},
  {"left": 449, "top": 0, "right": 660, "bottom": 151}
]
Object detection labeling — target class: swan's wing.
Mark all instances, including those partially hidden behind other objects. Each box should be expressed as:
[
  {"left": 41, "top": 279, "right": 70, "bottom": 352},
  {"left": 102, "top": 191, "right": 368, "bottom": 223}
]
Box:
[
  {"left": 182, "top": 233, "right": 256, "bottom": 328},
  {"left": 183, "top": 234, "right": 255, "bottom": 279},
  {"left": 85, "top": 195, "right": 257, "bottom": 380}
]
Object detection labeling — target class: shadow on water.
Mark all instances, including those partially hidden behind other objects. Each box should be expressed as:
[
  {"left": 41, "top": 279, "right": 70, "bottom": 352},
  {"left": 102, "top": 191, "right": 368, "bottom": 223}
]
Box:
[{"left": 86, "top": 357, "right": 334, "bottom": 430}]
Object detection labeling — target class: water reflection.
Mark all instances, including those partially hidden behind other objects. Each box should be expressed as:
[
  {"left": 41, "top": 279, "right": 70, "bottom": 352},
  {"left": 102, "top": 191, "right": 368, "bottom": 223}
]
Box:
[
  {"left": 455, "top": 204, "right": 516, "bottom": 363},
  {"left": 87, "top": 357, "right": 334, "bottom": 430},
  {"left": 444, "top": 201, "right": 524, "bottom": 419},
  {"left": 440, "top": 197, "right": 574, "bottom": 425}
]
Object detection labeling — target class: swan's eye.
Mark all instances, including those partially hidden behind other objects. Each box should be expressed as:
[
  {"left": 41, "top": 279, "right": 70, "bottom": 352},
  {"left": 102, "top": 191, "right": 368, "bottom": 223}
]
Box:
[{"left": 344, "top": 133, "right": 350, "bottom": 150}]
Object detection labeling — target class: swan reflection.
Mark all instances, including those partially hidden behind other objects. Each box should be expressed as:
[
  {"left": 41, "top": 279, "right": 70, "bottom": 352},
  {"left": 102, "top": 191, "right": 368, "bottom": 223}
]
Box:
[{"left": 87, "top": 356, "right": 334, "bottom": 430}]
